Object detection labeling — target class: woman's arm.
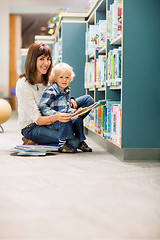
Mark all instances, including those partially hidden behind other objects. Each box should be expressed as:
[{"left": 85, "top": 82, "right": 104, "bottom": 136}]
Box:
[{"left": 36, "top": 112, "right": 71, "bottom": 125}]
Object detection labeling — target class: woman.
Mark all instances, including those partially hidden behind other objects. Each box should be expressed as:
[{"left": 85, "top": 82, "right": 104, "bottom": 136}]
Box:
[{"left": 16, "top": 42, "right": 94, "bottom": 152}]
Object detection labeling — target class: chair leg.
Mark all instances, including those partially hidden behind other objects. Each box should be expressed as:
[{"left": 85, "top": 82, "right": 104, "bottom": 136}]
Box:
[{"left": 0, "top": 124, "right": 4, "bottom": 132}]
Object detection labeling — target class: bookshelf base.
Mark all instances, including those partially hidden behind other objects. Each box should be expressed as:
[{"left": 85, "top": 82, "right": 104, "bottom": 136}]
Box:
[{"left": 85, "top": 128, "right": 160, "bottom": 161}]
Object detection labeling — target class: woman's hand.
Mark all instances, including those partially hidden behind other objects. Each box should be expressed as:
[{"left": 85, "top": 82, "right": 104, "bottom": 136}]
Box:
[
  {"left": 56, "top": 112, "right": 71, "bottom": 122},
  {"left": 36, "top": 112, "right": 71, "bottom": 125}
]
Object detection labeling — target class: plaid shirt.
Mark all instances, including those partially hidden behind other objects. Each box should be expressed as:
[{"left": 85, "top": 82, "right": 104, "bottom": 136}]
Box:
[{"left": 40, "top": 82, "right": 72, "bottom": 116}]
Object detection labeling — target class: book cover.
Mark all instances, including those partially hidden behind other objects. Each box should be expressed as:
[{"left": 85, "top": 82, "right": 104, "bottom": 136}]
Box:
[
  {"left": 10, "top": 149, "right": 47, "bottom": 156},
  {"left": 14, "top": 145, "right": 59, "bottom": 152},
  {"left": 71, "top": 100, "right": 106, "bottom": 119},
  {"left": 106, "top": 101, "right": 120, "bottom": 139}
]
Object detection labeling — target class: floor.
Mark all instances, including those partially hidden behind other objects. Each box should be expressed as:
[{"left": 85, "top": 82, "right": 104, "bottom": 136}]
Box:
[{"left": 0, "top": 111, "right": 160, "bottom": 240}]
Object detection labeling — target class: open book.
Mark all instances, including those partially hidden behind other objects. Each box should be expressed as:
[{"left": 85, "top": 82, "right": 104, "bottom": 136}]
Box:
[{"left": 71, "top": 100, "right": 106, "bottom": 118}]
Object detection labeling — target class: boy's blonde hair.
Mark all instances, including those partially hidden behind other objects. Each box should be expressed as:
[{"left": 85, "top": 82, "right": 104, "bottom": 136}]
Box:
[{"left": 50, "top": 62, "right": 75, "bottom": 83}]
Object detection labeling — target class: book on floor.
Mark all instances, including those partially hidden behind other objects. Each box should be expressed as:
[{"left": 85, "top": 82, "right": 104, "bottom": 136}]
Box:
[{"left": 10, "top": 144, "right": 59, "bottom": 156}]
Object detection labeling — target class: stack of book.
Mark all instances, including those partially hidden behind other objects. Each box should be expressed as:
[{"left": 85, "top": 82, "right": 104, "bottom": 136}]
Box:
[{"left": 10, "top": 145, "right": 59, "bottom": 156}]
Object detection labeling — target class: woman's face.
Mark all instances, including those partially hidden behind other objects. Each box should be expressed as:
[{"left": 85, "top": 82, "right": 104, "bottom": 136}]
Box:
[{"left": 36, "top": 54, "right": 51, "bottom": 77}]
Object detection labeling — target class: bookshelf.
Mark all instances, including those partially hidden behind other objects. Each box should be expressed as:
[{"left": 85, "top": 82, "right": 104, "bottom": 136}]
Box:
[
  {"left": 54, "top": 13, "right": 86, "bottom": 98},
  {"left": 84, "top": 0, "right": 160, "bottom": 160},
  {"left": 53, "top": 0, "right": 160, "bottom": 160}
]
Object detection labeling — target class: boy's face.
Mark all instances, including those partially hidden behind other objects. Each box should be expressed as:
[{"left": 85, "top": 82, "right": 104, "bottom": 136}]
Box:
[{"left": 56, "top": 71, "right": 71, "bottom": 92}]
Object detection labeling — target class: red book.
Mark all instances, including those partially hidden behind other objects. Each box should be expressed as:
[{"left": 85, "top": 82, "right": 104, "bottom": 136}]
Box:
[{"left": 97, "top": 107, "right": 102, "bottom": 134}]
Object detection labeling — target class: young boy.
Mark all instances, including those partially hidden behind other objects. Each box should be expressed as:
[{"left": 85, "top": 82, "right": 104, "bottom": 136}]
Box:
[{"left": 40, "top": 62, "right": 92, "bottom": 153}]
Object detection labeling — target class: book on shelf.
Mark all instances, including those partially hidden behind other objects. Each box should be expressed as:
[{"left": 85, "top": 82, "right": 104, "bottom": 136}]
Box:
[
  {"left": 84, "top": 100, "right": 121, "bottom": 145},
  {"left": 84, "top": 108, "right": 95, "bottom": 131},
  {"left": 107, "top": 0, "right": 122, "bottom": 42},
  {"left": 111, "top": 103, "right": 121, "bottom": 145},
  {"left": 106, "top": 101, "right": 121, "bottom": 145},
  {"left": 53, "top": 38, "right": 62, "bottom": 65},
  {"left": 84, "top": 55, "right": 106, "bottom": 89},
  {"left": 103, "top": 106, "right": 108, "bottom": 139},
  {"left": 87, "top": 24, "right": 100, "bottom": 56},
  {"left": 96, "top": 55, "right": 106, "bottom": 88},
  {"left": 97, "top": 107, "right": 102, "bottom": 134},
  {"left": 86, "top": 19, "right": 107, "bottom": 56},
  {"left": 107, "top": 47, "right": 122, "bottom": 86},
  {"left": 98, "top": 20, "right": 107, "bottom": 49},
  {"left": 71, "top": 100, "right": 106, "bottom": 119}
]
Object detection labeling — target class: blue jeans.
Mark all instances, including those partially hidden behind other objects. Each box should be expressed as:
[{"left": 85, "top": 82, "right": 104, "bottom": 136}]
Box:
[
  {"left": 21, "top": 94, "right": 94, "bottom": 148},
  {"left": 75, "top": 94, "right": 94, "bottom": 119},
  {"left": 47, "top": 117, "right": 86, "bottom": 142}
]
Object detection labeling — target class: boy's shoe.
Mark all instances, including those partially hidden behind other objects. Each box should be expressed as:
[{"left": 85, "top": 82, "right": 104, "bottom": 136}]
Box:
[
  {"left": 78, "top": 141, "right": 92, "bottom": 152},
  {"left": 58, "top": 143, "right": 77, "bottom": 153}
]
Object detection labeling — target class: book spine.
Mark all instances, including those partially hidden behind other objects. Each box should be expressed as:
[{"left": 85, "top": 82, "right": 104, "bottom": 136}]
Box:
[
  {"left": 103, "top": 106, "right": 107, "bottom": 139},
  {"left": 97, "top": 107, "right": 102, "bottom": 134}
]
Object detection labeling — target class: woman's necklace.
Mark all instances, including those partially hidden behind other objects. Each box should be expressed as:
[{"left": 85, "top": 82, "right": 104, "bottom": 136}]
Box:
[{"left": 35, "top": 75, "right": 43, "bottom": 91}]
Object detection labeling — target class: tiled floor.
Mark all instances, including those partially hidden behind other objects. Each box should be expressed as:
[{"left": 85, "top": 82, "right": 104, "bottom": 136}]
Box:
[{"left": 0, "top": 111, "right": 160, "bottom": 239}]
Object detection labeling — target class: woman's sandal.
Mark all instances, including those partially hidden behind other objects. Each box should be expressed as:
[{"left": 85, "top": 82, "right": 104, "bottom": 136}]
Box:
[{"left": 22, "top": 137, "right": 36, "bottom": 145}]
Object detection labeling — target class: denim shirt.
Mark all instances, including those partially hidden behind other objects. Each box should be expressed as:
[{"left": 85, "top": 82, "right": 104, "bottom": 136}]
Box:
[{"left": 40, "top": 82, "right": 72, "bottom": 116}]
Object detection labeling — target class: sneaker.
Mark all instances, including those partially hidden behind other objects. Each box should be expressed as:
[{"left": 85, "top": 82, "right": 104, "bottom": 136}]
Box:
[
  {"left": 78, "top": 141, "right": 92, "bottom": 152},
  {"left": 58, "top": 143, "right": 77, "bottom": 153}
]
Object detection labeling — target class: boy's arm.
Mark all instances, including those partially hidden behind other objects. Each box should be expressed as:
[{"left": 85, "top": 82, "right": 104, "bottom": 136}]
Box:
[
  {"left": 70, "top": 97, "right": 77, "bottom": 109},
  {"left": 40, "top": 88, "right": 57, "bottom": 116}
]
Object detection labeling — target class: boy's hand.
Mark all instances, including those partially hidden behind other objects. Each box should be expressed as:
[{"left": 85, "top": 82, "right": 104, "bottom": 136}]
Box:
[
  {"left": 70, "top": 98, "right": 77, "bottom": 109},
  {"left": 71, "top": 108, "right": 76, "bottom": 113},
  {"left": 71, "top": 107, "right": 83, "bottom": 115}
]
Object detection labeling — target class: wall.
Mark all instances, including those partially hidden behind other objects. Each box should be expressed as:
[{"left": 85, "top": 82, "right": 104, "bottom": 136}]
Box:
[
  {"left": 0, "top": 3, "right": 9, "bottom": 97},
  {"left": 0, "top": 1, "right": 88, "bottom": 97}
]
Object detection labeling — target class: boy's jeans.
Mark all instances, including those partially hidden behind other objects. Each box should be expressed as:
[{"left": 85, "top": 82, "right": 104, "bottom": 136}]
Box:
[{"left": 47, "top": 117, "right": 86, "bottom": 142}]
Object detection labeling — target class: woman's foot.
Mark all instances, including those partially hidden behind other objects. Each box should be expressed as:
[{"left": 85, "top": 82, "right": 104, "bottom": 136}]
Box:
[
  {"left": 22, "top": 137, "right": 35, "bottom": 145},
  {"left": 78, "top": 141, "right": 92, "bottom": 152}
]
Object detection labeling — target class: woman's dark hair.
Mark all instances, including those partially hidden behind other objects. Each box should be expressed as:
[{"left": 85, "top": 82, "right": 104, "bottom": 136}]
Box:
[{"left": 19, "top": 42, "right": 53, "bottom": 85}]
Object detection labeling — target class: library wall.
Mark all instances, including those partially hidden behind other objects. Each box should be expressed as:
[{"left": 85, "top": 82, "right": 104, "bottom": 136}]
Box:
[
  {"left": 0, "top": 4, "right": 9, "bottom": 97},
  {"left": 9, "top": 14, "right": 21, "bottom": 109},
  {"left": 62, "top": 22, "right": 86, "bottom": 98}
]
